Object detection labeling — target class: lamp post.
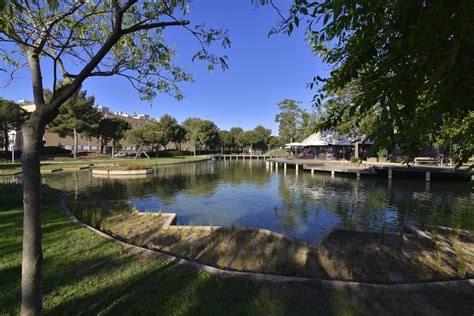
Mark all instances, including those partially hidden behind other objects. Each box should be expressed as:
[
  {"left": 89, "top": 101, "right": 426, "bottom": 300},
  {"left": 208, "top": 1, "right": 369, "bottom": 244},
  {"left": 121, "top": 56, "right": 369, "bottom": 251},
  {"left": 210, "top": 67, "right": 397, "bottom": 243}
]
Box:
[{"left": 8, "top": 130, "right": 17, "bottom": 164}]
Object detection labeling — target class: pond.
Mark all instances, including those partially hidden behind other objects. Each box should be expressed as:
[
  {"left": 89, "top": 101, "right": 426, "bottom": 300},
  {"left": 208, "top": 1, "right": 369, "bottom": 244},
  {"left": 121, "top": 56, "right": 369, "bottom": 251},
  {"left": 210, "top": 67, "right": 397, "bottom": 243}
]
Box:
[{"left": 42, "top": 160, "right": 474, "bottom": 241}]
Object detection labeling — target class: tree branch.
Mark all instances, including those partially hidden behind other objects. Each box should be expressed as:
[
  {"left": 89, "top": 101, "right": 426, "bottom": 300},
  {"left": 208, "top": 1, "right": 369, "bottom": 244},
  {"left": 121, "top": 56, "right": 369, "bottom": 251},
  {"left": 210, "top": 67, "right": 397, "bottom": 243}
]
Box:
[
  {"left": 34, "top": 1, "right": 85, "bottom": 52},
  {"left": 122, "top": 20, "right": 190, "bottom": 35}
]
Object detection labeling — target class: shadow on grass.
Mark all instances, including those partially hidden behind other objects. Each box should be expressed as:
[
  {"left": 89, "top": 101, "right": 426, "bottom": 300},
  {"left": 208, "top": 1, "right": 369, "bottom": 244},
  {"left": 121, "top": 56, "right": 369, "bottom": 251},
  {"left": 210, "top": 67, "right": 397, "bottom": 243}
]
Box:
[{"left": 1, "top": 184, "right": 474, "bottom": 315}]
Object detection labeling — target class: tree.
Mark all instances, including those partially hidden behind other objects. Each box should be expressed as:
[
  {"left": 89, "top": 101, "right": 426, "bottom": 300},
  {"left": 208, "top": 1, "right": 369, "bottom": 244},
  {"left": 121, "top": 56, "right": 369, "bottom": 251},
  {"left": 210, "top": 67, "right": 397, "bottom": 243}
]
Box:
[
  {"left": 298, "top": 109, "right": 318, "bottom": 141},
  {"left": 48, "top": 89, "right": 101, "bottom": 159},
  {"left": 252, "top": 125, "right": 272, "bottom": 151},
  {"left": 182, "top": 118, "right": 202, "bottom": 156},
  {"left": 234, "top": 127, "right": 271, "bottom": 153},
  {"left": 199, "top": 120, "right": 220, "bottom": 150},
  {"left": 173, "top": 125, "right": 186, "bottom": 151},
  {"left": 97, "top": 118, "right": 131, "bottom": 158},
  {"left": 432, "top": 112, "right": 474, "bottom": 165},
  {"left": 218, "top": 130, "right": 233, "bottom": 153},
  {"left": 236, "top": 130, "right": 261, "bottom": 153},
  {"left": 0, "top": 2, "right": 229, "bottom": 313},
  {"left": 182, "top": 118, "right": 219, "bottom": 155},
  {"left": 0, "top": 98, "right": 25, "bottom": 154},
  {"left": 266, "top": 0, "right": 474, "bottom": 165},
  {"left": 275, "top": 99, "right": 302, "bottom": 143},
  {"left": 229, "top": 127, "right": 244, "bottom": 152},
  {"left": 144, "top": 122, "right": 168, "bottom": 155},
  {"left": 319, "top": 83, "right": 378, "bottom": 157},
  {"left": 125, "top": 126, "right": 152, "bottom": 159},
  {"left": 268, "top": 135, "right": 285, "bottom": 149},
  {"left": 156, "top": 114, "right": 180, "bottom": 150}
]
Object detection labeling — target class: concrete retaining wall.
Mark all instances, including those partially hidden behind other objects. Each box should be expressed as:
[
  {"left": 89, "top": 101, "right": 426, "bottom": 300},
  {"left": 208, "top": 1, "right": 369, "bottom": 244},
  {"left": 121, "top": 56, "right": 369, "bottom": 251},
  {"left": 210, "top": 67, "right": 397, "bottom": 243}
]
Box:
[{"left": 135, "top": 211, "right": 290, "bottom": 240}]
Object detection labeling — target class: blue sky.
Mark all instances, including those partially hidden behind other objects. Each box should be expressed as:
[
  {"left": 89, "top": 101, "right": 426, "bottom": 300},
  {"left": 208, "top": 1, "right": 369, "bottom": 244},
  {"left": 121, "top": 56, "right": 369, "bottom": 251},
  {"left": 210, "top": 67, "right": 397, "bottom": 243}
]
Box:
[{"left": 0, "top": 1, "right": 329, "bottom": 134}]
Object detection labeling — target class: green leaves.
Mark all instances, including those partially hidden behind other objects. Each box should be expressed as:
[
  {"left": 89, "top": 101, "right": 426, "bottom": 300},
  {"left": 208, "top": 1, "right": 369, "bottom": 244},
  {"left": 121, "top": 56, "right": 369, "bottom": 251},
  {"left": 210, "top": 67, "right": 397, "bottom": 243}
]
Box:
[
  {"left": 182, "top": 117, "right": 219, "bottom": 150},
  {"left": 267, "top": 0, "right": 474, "bottom": 164},
  {"left": 48, "top": 89, "right": 101, "bottom": 137},
  {"left": 275, "top": 99, "right": 305, "bottom": 143},
  {"left": 99, "top": 118, "right": 131, "bottom": 143},
  {"left": 1, "top": 1, "right": 230, "bottom": 105}
]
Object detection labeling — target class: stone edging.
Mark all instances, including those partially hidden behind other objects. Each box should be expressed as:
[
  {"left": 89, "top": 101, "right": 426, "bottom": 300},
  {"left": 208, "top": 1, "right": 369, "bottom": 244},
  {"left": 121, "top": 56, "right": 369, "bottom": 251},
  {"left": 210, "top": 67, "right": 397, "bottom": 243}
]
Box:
[
  {"left": 134, "top": 211, "right": 294, "bottom": 240},
  {"left": 92, "top": 168, "right": 154, "bottom": 175},
  {"left": 57, "top": 192, "right": 474, "bottom": 289}
]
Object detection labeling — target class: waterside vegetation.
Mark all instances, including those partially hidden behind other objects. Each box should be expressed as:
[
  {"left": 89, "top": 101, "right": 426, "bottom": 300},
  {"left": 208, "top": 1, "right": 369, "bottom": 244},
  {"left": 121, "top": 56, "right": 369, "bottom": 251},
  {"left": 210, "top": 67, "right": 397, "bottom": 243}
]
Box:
[{"left": 72, "top": 201, "right": 474, "bottom": 284}]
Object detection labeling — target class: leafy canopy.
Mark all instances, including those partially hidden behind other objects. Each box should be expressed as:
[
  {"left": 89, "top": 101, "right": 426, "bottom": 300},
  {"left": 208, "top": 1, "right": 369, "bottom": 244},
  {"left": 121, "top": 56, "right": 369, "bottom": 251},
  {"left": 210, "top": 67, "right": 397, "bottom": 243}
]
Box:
[
  {"left": 218, "top": 130, "right": 233, "bottom": 148},
  {"left": 0, "top": 98, "right": 26, "bottom": 150},
  {"left": 264, "top": 0, "right": 474, "bottom": 164},
  {"left": 320, "top": 82, "right": 377, "bottom": 143},
  {"left": 48, "top": 89, "right": 101, "bottom": 137},
  {"left": 182, "top": 117, "right": 219, "bottom": 151},
  {"left": 98, "top": 117, "right": 131, "bottom": 142},
  {"left": 155, "top": 114, "right": 181, "bottom": 148},
  {"left": 0, "top": 0, "right": 230, "bottom": 123},
  {"left": 275, "top": 99, "right": 302, "bottom": 143}
]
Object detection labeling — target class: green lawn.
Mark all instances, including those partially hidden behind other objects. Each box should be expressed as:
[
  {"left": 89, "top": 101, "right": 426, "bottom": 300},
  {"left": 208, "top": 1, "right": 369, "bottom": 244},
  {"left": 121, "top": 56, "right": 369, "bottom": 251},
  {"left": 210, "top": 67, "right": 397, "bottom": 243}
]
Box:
[
  {"left": 0, "top": 156, "right": 207, "bottom": 173},
  {"left": 1, "top": 185, "right": 473, "bottom": 315}
]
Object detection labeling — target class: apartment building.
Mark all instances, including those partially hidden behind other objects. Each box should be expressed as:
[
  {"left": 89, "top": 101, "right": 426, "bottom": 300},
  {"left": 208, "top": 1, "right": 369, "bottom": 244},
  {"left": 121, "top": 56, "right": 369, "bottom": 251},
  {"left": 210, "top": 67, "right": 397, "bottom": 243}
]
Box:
[{"left": 18, "top": 101, "right": 154, "bottom": 153}]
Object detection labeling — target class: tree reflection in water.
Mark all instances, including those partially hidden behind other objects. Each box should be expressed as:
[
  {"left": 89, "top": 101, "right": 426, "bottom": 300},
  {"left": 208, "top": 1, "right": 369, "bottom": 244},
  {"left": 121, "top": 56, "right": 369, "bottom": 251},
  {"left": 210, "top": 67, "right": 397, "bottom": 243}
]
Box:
[{"left": 42, "top": 161, "right": 474, "bottom": 241}]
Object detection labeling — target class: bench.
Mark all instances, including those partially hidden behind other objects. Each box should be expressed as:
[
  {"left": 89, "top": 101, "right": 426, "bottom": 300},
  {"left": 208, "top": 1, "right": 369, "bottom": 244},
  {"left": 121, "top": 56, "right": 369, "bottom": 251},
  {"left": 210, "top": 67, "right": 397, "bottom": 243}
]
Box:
[{"left": 414, "top": 157, "right": 437, "bottom": 166}]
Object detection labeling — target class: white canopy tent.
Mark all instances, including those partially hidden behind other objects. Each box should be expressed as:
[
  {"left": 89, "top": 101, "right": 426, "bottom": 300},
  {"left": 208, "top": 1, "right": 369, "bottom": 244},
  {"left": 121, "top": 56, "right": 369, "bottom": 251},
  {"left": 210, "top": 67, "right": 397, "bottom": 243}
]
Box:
[
  {"left": 284, "top": 142, "right": 305, "bottom": 149},
  {"left": 301, "top": 131, "right": 355, "bottom": 146}
]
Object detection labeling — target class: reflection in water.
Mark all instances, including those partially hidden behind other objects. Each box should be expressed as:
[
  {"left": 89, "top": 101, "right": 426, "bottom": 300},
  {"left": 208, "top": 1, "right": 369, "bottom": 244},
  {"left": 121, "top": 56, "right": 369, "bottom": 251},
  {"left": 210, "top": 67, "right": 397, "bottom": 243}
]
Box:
[{"left": 41, "top": 160, "right": 474, "bottom": 241}]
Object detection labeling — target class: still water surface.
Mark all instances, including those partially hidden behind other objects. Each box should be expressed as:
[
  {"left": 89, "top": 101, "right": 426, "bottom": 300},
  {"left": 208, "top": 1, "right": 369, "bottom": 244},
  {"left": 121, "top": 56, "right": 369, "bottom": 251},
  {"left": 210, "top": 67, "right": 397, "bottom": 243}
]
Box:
[{"left": 42, "top": 160, "right": 473, "bottom": 241}]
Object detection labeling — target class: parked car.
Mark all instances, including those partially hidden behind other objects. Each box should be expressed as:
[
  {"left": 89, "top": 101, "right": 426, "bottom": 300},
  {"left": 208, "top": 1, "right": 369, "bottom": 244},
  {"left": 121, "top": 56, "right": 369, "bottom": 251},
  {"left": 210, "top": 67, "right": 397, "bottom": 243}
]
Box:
[{"left": 114, "top": 153, "right": 127, "bottom": 158}]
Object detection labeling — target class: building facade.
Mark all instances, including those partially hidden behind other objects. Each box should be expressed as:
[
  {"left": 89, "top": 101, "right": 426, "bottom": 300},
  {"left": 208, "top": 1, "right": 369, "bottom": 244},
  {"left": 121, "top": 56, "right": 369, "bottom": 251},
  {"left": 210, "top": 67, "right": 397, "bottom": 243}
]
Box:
[{"left": 18, "top": 101, "right": 155, "bottom": 153}]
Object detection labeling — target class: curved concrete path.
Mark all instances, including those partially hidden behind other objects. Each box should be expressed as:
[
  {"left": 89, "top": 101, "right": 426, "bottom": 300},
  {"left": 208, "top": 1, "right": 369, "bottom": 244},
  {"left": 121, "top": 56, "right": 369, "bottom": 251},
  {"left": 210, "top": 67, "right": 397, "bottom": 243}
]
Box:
[{"left": 58, "top": 192, "right": 474, "bottom": 290}]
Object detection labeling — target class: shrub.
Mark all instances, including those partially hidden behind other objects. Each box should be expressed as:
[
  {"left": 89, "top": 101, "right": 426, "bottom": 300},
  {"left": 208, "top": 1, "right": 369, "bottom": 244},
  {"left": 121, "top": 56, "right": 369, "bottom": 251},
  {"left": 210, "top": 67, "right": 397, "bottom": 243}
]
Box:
[
  {"left": 266, "top": 149, "right": 288, "bottom": 156},
  {"left": 158, "top": 150, "right": 193, "bottom": 157},
  {"left": 0, "top": 182, "right": 23, "bottom": 209},
  {"left": 117, "top": 163, "right": 149, "bottom": 170},
  {"left": 40, "top": 146, "right": 72, "bottom": 155}
]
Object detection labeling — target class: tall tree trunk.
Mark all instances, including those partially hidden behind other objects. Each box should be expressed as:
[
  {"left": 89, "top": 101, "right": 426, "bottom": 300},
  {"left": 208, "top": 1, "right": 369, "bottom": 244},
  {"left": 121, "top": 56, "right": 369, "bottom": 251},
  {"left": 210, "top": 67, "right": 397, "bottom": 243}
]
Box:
[
  {"left": 21, "top": 49, "right": 47, "bottom": 316},
  {"left": 111, "top": 138, "right": 115, "bottom": 160},
  {"left": 4, "top": 122, "right": 8, "bottom": 154},
  {"left": 73, "top": 128, "right": 78, "bottom": 159},
  {"left": 21, "top": 121, "right": 43, "bottom": 316},
  {"left": 354, "top": 142, "right": 359, "bottom": 158},
  {"left": 100, "top": 136, "right": 105, "bottom": 154},
  {"left": 193, "top": 146, "right": 196, "bottom": 156}
]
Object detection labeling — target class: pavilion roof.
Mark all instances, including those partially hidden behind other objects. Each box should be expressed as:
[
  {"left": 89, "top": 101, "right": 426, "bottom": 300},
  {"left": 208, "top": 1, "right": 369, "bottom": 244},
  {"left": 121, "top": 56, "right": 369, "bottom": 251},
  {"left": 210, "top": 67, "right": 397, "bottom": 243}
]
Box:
[
  {"left": 301, "top": 131, "right": 355, "bottom": 146},
  {"left": 284, "top": 142, "right": 305, "bottom": 148}
]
